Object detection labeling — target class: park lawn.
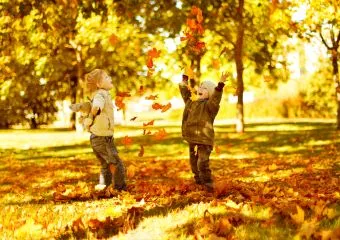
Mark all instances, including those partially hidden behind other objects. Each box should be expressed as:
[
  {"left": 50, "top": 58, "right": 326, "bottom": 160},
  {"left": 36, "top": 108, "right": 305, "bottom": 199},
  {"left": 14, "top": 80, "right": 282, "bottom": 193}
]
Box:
[{"left": 0, "top": 120, "right": 339, "bottom": 239}]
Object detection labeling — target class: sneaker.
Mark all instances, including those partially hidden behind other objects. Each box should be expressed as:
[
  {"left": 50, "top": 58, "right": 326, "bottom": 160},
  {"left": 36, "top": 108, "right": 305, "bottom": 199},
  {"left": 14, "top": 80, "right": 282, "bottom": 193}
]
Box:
[{"left": 95, "top": 184, "right": 107, "bottom": 191}]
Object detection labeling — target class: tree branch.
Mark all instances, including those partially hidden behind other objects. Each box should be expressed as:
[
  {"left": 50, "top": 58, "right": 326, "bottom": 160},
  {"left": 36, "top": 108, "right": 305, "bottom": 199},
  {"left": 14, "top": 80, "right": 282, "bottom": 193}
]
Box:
[
  {"left": 215, "top": 29, "right": 235, "bottom": 47},
  {"left": 336, "top": 30, "right": 340, "bottom": 47},
  {"left": 320, "top": 30, "right": 331, "bottom": 50}
]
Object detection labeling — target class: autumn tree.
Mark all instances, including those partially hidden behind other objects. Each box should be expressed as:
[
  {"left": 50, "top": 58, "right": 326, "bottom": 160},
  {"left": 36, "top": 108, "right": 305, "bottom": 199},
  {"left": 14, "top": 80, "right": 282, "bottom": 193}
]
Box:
[
  {"left": 117, "top": 0, "right": 293, "bottom": 132},
  {"left": 0, "top": 0, "right": 150, "bottom": 128},
  {"left": 297, "top": 0, "right": 340, "bottom": 129}
]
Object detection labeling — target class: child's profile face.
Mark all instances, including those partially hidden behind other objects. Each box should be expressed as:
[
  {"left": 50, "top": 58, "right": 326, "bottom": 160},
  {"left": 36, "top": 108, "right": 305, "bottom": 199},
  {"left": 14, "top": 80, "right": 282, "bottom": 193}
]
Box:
[
  {"left": 197, "top": 85, "right": 209, "bottom": 100},
  {"left": 97, "top": 72, "right": 113, "bottom": 90}
]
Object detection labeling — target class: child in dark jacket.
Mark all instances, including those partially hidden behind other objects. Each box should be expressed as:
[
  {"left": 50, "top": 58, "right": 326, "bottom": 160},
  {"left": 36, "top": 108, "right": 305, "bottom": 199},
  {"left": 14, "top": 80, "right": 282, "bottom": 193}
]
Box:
[{"left": 179, "top": 72, "right": 229, "bottom": 192}]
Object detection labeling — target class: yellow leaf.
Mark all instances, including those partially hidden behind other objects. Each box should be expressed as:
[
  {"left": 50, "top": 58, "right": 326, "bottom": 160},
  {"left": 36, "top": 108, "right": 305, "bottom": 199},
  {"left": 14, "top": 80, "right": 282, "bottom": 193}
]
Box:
[
  {"left": 127, "top": 165, "right": 137, "bottom": 178},
  {"left": 268, "top": 163, "right": 278, "bottom": 171},
  {"left": 290, "top": 205, "right": 305, "bottom": 225},
  {"left": 323, "top": 208, "right": 338, "bottom": 219},
  {"left": 14, "top": 218, "right": 43, "bottom": 239},
  {"left": 298, "top": 219, "right": 318, "bottom": 239}
]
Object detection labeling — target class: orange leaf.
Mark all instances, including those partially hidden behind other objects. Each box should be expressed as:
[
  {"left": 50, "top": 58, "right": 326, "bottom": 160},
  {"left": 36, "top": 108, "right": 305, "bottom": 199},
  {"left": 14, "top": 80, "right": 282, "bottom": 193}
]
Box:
[
  {"left": 161, "top": 102, "right": 172, "bottom": 112},
  {"left": 127, "top": 165, "right": 137, "bottom": 178},
  {"left": 143, "top": 120, "right": 154, "bottom": 127},
  {"left": 153, "top": 129, "right": 167, "bottom": 140},
  {"left": 215, "top": 145, "right": 221, "bottom": 154},
  {"left": 152, "top": 103, "right": 163, "bottom": 110},
  {"left": 138, "top": 145, "right": 144, "bottom": 157},
  {"left": 109, "top": 34, "right": 119, "bottom": 46},
  {"left": 145, "top": 94, "right": 158, "bottom": 100},
  {"left": 186, "top": 18, "right": 197, "bottom": 29},
  {"left": 191, "top": 6, "right": 200, "bottom": 15},
  {"left": 130, "top": 116, "right": 137, "bottom": 121},
  {"left": 147, "top": 57, "right": 154, "bottom": 69},
  {"left": 138, "top": 85, "right": 145, "bottom": 95},
  {"left": 115, "top": 97, "right": 125, "bottom": 111},
  {"left": 196, "top": 8, "right": 203, "bottom": 23},
  {"left": 117, "top": 91, "right": 131, "bottom": 97},
  {"left": 212, "top": 59, "right": 220, "bottom": 69},
  {"left": 143, "top": 129, "right": 152, "bottom": 135},
  {"left": 121, "top": 136, "right": 133, "bottom": 146},
  {"left": 148, "top": 47, "right": 161, "bottom": 58}
]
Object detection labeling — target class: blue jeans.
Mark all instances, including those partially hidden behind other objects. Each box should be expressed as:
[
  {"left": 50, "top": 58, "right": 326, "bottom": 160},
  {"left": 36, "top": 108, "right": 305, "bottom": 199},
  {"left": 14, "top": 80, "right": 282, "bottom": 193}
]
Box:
[{"left": 90, "top": 134, "right": 126, "bottom": 190}]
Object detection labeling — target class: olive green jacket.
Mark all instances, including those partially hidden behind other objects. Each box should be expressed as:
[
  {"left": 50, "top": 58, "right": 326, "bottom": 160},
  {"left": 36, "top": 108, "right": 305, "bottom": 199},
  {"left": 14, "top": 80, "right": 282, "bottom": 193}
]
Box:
[{"left": 179, "top": 82, "right": 224, "bottom": 146}]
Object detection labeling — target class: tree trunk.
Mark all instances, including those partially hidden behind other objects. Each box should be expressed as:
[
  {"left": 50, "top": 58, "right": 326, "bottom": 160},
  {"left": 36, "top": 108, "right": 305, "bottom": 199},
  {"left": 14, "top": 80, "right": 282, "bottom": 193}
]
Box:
[
  {"left": 30, "top": 117, "right": 38, "bottom": 129},
  {"left": 70, "top": 75, "right": 78, "bottom": 130},
  {"left": 234, "top": 0, "right": 245, "bottom": 133},
  {"left": 331, "top": 49, "right": 340, "bottom": 130}
]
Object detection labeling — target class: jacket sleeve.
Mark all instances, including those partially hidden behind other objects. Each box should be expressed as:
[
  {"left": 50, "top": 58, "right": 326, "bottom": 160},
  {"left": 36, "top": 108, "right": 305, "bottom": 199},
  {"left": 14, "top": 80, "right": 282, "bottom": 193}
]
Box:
[
  {"left": 179, "top": 81, "right": 191, "bottom": 104},
  {"left": 207, "top": 82, "right": 225, "bottom": 115}
]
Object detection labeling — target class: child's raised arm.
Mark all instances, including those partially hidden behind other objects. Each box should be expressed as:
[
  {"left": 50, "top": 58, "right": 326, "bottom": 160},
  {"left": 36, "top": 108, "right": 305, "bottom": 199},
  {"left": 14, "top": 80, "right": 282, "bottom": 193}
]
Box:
[
  {"left": 179, "top": 74, "right": 191, "bottom": 103},
  {"left": 207, "top": 72, "right": 230, "bottom": 114}
]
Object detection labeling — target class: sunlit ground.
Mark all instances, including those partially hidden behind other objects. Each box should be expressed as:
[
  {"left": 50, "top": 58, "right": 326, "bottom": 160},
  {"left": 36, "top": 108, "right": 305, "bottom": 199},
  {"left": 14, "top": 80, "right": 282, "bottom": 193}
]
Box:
[{"left": 0, "top": 120, "right": 339, "bottom": 239}]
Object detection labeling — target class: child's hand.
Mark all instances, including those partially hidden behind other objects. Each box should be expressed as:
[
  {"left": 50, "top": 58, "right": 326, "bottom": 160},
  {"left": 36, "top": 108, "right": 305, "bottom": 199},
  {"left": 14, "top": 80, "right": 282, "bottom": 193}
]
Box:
[
  {"left": 181, "top": 74, "right": 189, "bottom": 86},
  {"left": 69, "top": 103, "right": 80, "bottom": 112},
  {"left": 220, "top": 72, "right": 231, "bottom": 83},
  {"left": 83, "top": 117, "right": 93, "bottom": 130}
]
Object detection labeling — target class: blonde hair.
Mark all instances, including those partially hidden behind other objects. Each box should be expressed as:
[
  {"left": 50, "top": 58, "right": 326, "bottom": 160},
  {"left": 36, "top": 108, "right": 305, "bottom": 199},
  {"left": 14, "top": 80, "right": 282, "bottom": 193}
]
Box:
[{"left": 85, "top": 69, "right": 106, "bottom": 93}]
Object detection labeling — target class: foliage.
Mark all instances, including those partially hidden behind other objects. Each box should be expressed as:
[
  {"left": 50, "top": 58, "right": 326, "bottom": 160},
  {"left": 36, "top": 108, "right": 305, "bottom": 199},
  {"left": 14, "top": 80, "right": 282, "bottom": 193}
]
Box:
[{"left": 0, "top": 121, "right": 339, "bottom": 239}]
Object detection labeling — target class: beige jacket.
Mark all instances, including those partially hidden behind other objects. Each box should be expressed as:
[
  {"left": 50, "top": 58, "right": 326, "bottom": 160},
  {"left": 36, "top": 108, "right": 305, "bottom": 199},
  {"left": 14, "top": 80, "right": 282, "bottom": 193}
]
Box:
[{"left": 89, "top": 89, "right": 115, "bottom": 136}]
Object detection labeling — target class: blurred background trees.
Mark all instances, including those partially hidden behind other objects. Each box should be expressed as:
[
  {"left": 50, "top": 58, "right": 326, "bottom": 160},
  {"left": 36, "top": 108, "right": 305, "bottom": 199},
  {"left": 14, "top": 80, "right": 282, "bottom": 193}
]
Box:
[{"left": 0, "top": 0, "right": 338, "bottom": 130}]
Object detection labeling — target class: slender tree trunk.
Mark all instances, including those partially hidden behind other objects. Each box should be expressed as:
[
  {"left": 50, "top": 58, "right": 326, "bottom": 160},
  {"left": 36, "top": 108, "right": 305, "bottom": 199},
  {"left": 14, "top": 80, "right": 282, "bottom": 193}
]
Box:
[
  {"left": 70, "top": 75, "right": 78, "bottom": 130},
  {"left": 331, "top": 49, "right": 340, "bottom": 130},
  {"left": 75, "top": 48, "right": 84, "bottom": 131},
  {"left": 235, "top": 0, "right": 245, "bottom": 133}
]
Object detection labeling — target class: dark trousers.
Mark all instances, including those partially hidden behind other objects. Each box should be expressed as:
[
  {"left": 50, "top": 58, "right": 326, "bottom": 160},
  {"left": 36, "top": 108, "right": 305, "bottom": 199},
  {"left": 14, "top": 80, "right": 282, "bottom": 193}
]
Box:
[
  {"left": 189, "top": 143, "right": 213, "bottom": 185},
  {"left": 90, "top": 134, "right": 126, "bottom": 190}
]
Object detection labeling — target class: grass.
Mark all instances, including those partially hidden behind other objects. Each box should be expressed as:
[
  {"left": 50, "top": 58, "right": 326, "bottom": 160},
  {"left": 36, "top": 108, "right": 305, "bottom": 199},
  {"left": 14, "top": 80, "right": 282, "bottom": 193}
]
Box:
[{"left": 0, "top": 119, "right": 339, "bottom": 239}]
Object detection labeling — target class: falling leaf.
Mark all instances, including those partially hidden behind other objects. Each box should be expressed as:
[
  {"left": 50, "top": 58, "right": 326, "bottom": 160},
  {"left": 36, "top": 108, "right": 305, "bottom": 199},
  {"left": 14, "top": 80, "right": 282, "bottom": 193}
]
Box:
[
  {"left": 115, "top": 97, "right": 125, "bottom": 111},
  {"left": 145, "top": 95, "right": 158, "bottom": 100},
  {"left": 109, "top": 34, "right": 119, "bottom": 46},
  {"left": 147, "top": 47, "right": 161, "bottom": 58},
  {"left": 143, "top": 129, "right": 152, "bottom": 135},
  {"left": 138, "top": 85, "right": 145, "bottom": 95},
  {"left": 196, "top": 8, "right": 203, "bottom": 23},
  {"left": 161, "top": 103, "right": 171, "bottom": 112},
  {"left": 147, "top": 57, "right": 154, "bottom": 69},
  {"left": 185, "top": 66, "right": 195, "bottom": 79},
  {"left": 138, "top": 145, "right": 144, "bottom": 157},
  {"left": 186, "top": 18, "right": 197, "bottom": 30},
  {"left": 215, "top": 145, "right": 221, "bottom": 154},
  {"left": 152, "top": 103, "right": 163, "bottom": 110},
  {"left": 143, "top": 120, "right": 154, "bottom": 127},
  {"left": 130, "top": 116, "right": 137, "bottom": 121},
  {"left": 290, "top": 205, "right": 305, "bottom": 225},
  {"left": 153, "top": 129, "right": 167, "bottom": 140},
  {"left": 121, "top": 136, "right": 133, "bottom": 146},
  {"left": 212, "top": 59, "right": 220, "bottom": 69},
  {"left": 116, "top": 91, "right": 131, "bottom": 97}
]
